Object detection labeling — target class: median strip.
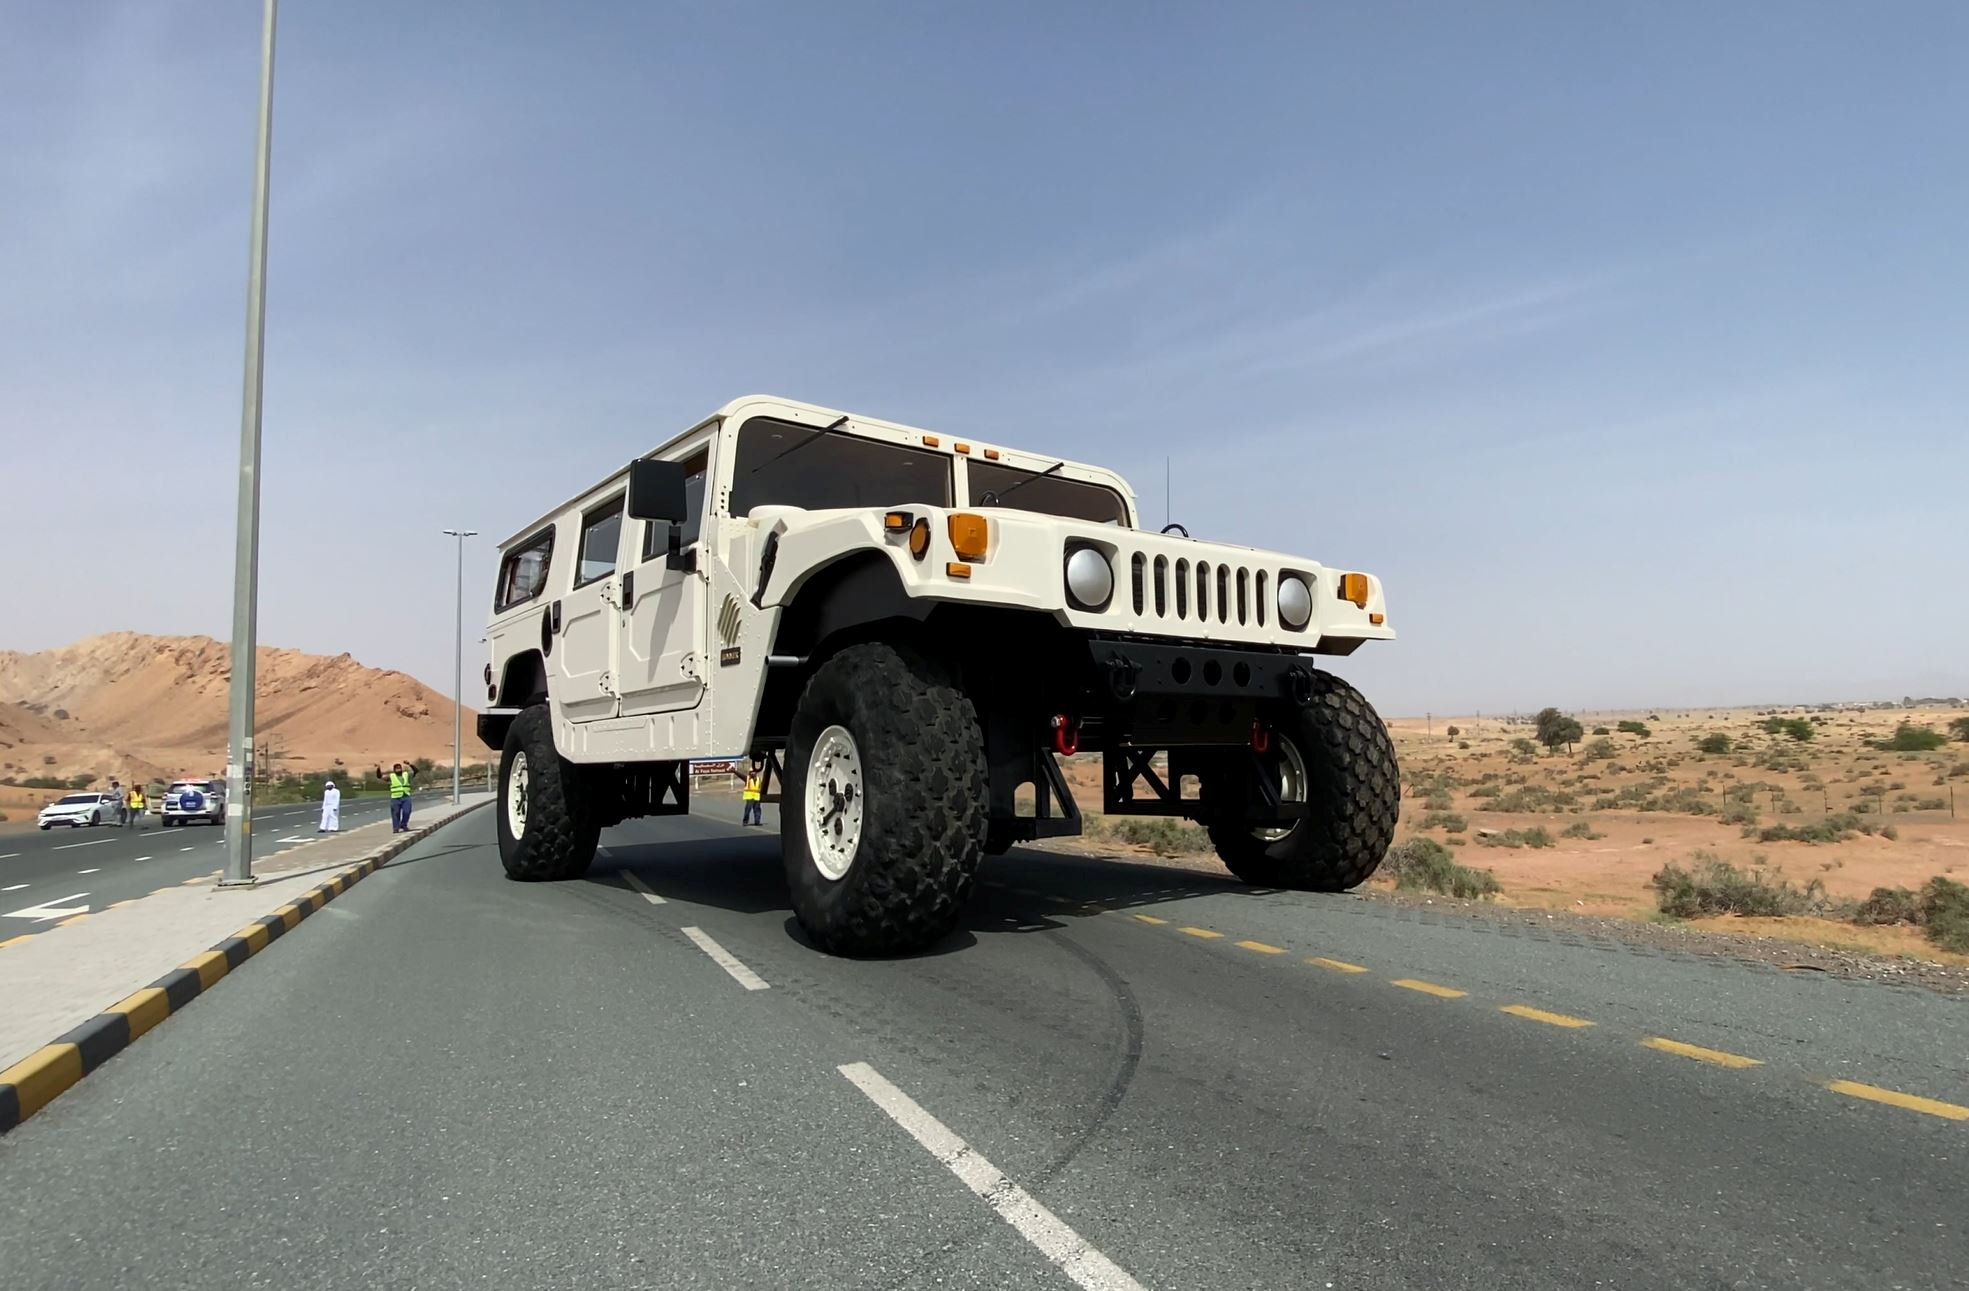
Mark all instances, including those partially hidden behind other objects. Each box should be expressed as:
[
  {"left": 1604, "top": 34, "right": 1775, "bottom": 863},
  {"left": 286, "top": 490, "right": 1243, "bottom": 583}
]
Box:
[{"left": 0, "top": 800, "right": 488, "bottom": 1136}]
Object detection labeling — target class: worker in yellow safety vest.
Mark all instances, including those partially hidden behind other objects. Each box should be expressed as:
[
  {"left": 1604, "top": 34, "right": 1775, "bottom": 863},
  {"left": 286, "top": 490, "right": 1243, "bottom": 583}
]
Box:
[
  {"left": 739, "top": 757, "right": 765, "bottom": 827},
  {"left": 375, "top": 760, "right": 418, "bottom": 833},
  {"left": 126, "top": 783, "right": 145, "bottom": 829}
]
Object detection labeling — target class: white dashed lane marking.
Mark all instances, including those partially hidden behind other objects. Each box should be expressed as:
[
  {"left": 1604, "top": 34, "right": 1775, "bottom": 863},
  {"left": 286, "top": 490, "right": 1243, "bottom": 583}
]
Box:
[
  {"left": 680, "top": 926, "right": 769, "bottom": 991},
  {"left": 839, "top": 1062, "right": 1146, "bottom": 1291},
  {"left": 621, "top": 871, "right": 667, "bottom": 904}
]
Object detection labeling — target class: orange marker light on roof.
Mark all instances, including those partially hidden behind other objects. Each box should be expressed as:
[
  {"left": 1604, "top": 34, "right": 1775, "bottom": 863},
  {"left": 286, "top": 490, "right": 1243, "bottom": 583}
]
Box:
[
  {"left": 1338, "top": 573, "right": 1370, "bottom": 608},
  {"left": 922, "top": 435, "right": 940, "bottom": 448},
  {"left": 953, "top": 442, "right": 971, "bottom": 455},
  {"left": 983, "top": 449, "right": 1001, "bottom": 460},
  {"left": 947, "top": 513, "right": 989, "bottom": 561}
]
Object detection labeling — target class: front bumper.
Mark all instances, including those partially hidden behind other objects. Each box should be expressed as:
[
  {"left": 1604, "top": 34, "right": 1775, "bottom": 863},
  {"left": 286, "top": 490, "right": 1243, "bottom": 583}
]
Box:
[{"left": 1083, "top": 638, "right": 1319, "bottom": 705}]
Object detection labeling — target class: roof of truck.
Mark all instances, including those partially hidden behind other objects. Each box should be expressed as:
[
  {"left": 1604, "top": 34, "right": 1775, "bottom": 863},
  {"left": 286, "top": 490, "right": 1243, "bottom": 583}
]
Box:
[{"left": 494, "top": 394, "right": 1134, "bottom": 549}]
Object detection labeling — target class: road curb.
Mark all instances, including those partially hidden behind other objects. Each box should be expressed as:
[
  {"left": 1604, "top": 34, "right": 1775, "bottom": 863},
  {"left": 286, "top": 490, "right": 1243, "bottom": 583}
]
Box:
[{"left": 0, "top": 800, "right": 489, "bottom": 1135}]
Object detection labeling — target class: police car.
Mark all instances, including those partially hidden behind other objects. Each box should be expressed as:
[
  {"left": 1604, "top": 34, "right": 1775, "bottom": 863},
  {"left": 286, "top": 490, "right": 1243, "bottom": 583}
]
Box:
[{"left": 162, "top": 778, "right": 227, "bottom": 827}]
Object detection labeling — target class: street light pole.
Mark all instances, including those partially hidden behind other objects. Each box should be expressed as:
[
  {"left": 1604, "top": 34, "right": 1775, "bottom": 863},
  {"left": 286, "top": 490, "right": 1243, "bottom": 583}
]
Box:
[
  {"left": 442, "top": 529, "right": 478, "bottom": 804},
  {"left": 222, "top": 0, "right": 278, "bottom": 888}
]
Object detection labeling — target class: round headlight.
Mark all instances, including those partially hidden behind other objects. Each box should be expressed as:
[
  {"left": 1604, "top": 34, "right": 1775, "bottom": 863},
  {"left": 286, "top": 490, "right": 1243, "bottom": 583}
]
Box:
[
  {"left": 1277, "top": 575, "right": 1313, "bottom": 629},
  {"left": 1064, "top": 546, "right": 1114, "bottom": 610}
]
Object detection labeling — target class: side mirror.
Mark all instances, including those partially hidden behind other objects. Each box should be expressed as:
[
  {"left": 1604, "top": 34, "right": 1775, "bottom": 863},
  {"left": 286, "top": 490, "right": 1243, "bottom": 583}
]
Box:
[{"left": 627, "top": 458, "right": 689, "bottom": 523}]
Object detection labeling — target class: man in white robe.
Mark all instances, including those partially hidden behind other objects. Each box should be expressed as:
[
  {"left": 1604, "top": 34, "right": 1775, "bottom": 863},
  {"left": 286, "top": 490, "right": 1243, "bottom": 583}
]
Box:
[{"left": 319, "top": 780, "right": 341, "bottom": 833}]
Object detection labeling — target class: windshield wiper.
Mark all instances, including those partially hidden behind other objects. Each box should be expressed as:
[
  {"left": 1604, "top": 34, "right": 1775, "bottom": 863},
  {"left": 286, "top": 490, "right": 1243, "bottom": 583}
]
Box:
[
  {"left": 748, "top": 415, "right": 849, "bottom": 475},
  {"left": 981, "top": 459, "right": 1064, "bottom": 506}
]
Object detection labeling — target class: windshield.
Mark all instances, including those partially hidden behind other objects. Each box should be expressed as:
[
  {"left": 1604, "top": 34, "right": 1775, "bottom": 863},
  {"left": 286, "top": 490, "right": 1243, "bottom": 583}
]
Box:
[
  {"left": 729, "top": 417, "right": 951, "bottom": 517},
  {"left": 55, "top": 794, "right": 95, "bottom": 805},
  {"left": 968, "top": 459, "right": 1129, "bottom": 525}
]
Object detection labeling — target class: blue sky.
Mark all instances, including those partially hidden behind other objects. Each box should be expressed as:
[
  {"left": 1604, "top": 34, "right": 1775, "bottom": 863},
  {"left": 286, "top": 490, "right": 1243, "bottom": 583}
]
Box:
[{"left": 4, "top": 1, "right": 1966, "bottom": 716}]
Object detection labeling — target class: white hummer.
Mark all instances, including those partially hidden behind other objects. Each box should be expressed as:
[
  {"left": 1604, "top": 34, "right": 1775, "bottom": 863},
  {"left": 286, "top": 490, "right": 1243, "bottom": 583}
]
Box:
[{"left": 479, "top": 395, "right": 1400, "bottom": 955}]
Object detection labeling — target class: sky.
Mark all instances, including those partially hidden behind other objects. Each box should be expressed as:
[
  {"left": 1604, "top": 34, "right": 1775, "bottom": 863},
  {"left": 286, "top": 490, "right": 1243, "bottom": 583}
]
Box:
[{"left": 3, "top": 1, "right": 1966, "bottom": 717}]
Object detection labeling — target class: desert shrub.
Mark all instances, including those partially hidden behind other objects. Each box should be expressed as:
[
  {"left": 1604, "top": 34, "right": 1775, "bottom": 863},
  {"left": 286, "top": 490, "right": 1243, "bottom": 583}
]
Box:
[
  {"left": 1489, "top": 785, "right": 1578, "bottom": 813},
  {"left": 1476, "top": 826, "right": 1553, "bottom": 849},
  {"left": 1854, "top": 886, "right": 1921, "bottom": 926},
  {"left": 1592, "top": 726, "right": 1611, "bottom": 736},
  {"left": 1718, "top": 803, "right": 1758, "bottom": 827},
  {"left": 1951, "top": 761, "right": 1969, "bottom": 779},
  {"left": 1882, "top": 824, "right": 1900, "bottom": 841},
  {"left": 1561, "top": 821, "right": 1604, "bottom": 840},
  {"left": 1920, "top": 878, "right": 1969, "bottom": 953},
  {"left": 1617, "top": 720, "right": 1652, "bottom": 738},
  {"left": 1949, "top": 717, "right": 1969, "bottom": 743},
  {"left": 1457, "top": 741, "right": 1470, "bottom": 750},
  {"left": 1099, "top": 817, "right": 1211, "bottom": 856},
  {"left": 1419, "top": 810, "right": 1468, "bottom": 833},
  {"left": 1697, "top": 733, "right": 1732, "bottom": 754},
  {"left": 1582, "top": 738, "right": 1618, "bottom": 762},
  {"left": 1509, "top": 737, "right": 1539, "bottom": 760},
  {"left": 1385, "top": 837, "right": 1501, "bottom": 899},
  {"left": 1650, "top": 853, "right": 1826, "bottom": 919},
  {"left": 1754, "top": 811, "right": 1888, "bottom": 844},
  {"left": 1761, "top": 716, "right": 1815, "bottom": 742},
  {"left": 1877, "top": 724, "right": 1946, "bottom": 752},
  {"left": 1424, "top": 791, "right": 1453, "bottom": 811},
  {"left": 1468, "top": 784, "right": 1500, "bottom": 799}
]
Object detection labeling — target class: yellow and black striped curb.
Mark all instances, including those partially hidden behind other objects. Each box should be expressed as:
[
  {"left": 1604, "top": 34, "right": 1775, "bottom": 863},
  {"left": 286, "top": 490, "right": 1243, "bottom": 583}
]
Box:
[{"left": 0, "top": 802, "right": 487, "bottom": 1135}]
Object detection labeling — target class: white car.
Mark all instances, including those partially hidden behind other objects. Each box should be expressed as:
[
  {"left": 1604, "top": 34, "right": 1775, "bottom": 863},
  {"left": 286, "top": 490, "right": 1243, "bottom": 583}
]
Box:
[
  {"left": 38, "top": 792, "right": 120, "bottom": 830},
  {"left": 162, "top": 779, "right": 227, "bottom": 827}
]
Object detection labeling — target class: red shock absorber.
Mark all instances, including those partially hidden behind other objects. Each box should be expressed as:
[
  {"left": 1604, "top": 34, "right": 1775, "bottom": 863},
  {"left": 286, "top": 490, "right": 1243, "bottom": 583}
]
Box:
[
  {"left": 1251, "top": 720, "right": 1270, "bottom": 754},
  {"left": 1052, "top": 715, "right": 1080, "bottom": 757}
]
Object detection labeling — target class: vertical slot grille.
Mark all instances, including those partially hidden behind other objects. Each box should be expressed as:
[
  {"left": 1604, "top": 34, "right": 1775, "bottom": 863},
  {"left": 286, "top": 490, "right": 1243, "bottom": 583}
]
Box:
[
  {"left": 1196, "top": 562, "right": 1210, "bottom": 622},
  {"left": 1174, "top": 559, "right": 1189, "bottom": 619},
  {"left": 1130, "top": 553, "right": 1146, "bottom": 614},
  {"left": 1217, "top": 565, "right": 1230, "bottom": 623},
  {"left": 1256, "top": 570, "right": 1267, "bottom": 626},
  {"left": 1236, "top": 568, "right": 1249, "bottom": 625},
  {"left": 1153, "top": 555, "right": 1168, "bottom": 617}
]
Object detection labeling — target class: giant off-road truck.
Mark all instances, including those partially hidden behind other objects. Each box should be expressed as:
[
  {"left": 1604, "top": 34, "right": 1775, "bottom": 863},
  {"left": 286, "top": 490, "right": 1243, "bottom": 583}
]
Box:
[{"left": 478, "top": 396, "right": 1400, "bottom": 955}]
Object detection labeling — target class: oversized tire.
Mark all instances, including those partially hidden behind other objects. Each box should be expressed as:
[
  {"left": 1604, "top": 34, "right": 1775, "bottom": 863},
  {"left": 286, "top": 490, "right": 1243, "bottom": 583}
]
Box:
[
  {"left": 783, "top": 642, "right": 986, "bottom": 956},
  {"left": 497, "top": 704, "right": 598, "bottom": 882},
  {"left": 1208, "top": 671, "right": 1399, "bottom": 890}
]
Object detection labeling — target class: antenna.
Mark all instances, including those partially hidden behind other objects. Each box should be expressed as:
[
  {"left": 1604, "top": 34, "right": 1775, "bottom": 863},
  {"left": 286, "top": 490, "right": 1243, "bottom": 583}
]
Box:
[{"left": 1164, "top": 456, "right": 1171, "bottom": 529}]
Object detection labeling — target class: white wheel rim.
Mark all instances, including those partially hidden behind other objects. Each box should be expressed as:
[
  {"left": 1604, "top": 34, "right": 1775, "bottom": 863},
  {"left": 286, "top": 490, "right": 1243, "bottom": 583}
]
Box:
[
  {"left": 805, "top": 724, "right": 865, "bottom": 881},
  {"left": 1256, "top": 737, "right": 1307, "bottom": 843},
  {"left": 507, "top": 752, "right": 529, "bottom": 840}
]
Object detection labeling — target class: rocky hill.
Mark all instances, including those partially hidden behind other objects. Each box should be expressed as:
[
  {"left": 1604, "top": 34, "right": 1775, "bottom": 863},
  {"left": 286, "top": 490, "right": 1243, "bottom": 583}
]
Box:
[{"left": 0, "top": 633, "right": 476, "bottom": 788}]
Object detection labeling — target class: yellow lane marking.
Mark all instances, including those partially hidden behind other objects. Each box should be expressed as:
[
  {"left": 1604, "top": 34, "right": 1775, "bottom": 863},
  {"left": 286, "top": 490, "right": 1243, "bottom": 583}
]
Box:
[
  {"left": 109, "top": 987, "right": 172, "bottom": 1040},
  {"left": 1236, "top": 940, "right": 1286, "bottom": 955},
  {"left": 1826, "top": 1080, "right": 1969, "bottom": 1121},
  {"left": 110, "top": 899, "right": 140, "bottom": 909},
  {"left": 1132, "top": 914, "right": 1168, "bottom": 925},
  {"left": 1, "top": 934, "right": 37, "bottom": 950},
  {"left": 1501, "top": 1004, "right": 1594, "bottom": 1029},
  {"left": 1642, "top": 1037, "right": 1761, "bottom": 1068},
  {"left": 1178, "top": 926, "right": 1223, "bottom": 940},
  {"left": 0, "top": 1044, "right": 83, "bottom": 1120},
  {"left": 57, "top": 914, "right": 91, "bottom": 927},
  {"left": 1306, "top": 957, "right": 1368, "bottom": 973},
  {"left": 1392, "top": 978, "right": 1467, "bottom": 999}
]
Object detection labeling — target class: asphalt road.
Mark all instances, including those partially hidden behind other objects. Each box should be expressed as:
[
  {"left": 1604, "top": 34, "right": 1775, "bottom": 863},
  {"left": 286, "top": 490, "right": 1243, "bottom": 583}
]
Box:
[
  {"left": 2, "top": 802, "right": 1964, "bottom": 1289},
  {"left": 0, "top": 792, "right": 449, "bottom": 933}
]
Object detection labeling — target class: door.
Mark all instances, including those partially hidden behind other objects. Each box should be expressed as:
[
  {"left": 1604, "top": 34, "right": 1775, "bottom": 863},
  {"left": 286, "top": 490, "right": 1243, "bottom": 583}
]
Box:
[
  {"left": 617, "top": 447, "right": 710, "bottom": 719},
  {"left": 553, "top": 493, "right": 626, "bottom": 722}
]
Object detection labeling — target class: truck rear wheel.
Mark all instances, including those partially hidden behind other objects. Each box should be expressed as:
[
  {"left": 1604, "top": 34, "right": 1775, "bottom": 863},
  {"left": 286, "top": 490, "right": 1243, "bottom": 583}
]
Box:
[
  {"left": 783, "top": 642, "right": 986, "bottom": 956},
  {"left": 498, "top": 704, "right": 598, "bottom": 882},
  {"left": 1208, "top": 672, "right": 1399, "bottom": 891}
]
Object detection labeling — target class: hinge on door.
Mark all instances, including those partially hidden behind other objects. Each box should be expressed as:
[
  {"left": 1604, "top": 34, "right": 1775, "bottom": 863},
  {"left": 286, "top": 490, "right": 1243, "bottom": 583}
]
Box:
[
  {"left": 679, "top": 652, "right": 697, "bottom": 680},
  {"left": 599, "top": 671, "right": 613, "bottom": 690}
]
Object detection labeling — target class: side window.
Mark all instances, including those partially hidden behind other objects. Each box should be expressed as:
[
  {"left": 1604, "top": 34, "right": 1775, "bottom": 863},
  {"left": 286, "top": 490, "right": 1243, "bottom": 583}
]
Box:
[
  {"left": 641, "top": 451, "right": 709, "bottom": 562},
  {"left": 494, "top": 528, "right": 555, "bottom": 612},
  {"left": 574, "top": 497, "right": 625, "bottom": 587}
]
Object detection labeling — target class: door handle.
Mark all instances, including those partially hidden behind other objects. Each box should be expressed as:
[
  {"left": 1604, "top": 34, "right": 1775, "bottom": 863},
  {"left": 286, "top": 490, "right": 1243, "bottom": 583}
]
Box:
[{"left": 621, "top": 571, "right": 635, "bottom": 606}]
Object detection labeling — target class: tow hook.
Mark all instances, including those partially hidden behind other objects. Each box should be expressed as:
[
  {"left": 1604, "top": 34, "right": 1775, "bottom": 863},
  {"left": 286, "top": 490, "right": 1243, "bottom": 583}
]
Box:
[
  {"left": 1284, "top": 665, "right": 1314, "bottom": 707},
  {"left": 1251, "top": 721, "right": 1271, "bottom": 754},
  {"left": 1104, "top": 651, "right": 1139, "bottom": 702},
  {"left": 1051, "top": 715, "right": 1080, "bottom": 757}
]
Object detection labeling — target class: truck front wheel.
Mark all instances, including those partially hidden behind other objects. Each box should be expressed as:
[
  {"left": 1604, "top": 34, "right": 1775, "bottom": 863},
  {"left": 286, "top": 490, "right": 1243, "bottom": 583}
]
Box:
[
  {"left": 1208, "top": 672, "right": 1399, "bottom": 891},
  {"left": 783, "top": 642, "right": 986, "bottom": 956},
  {"left": 498, "top": 704, "right": 598, "bottom": 882}
]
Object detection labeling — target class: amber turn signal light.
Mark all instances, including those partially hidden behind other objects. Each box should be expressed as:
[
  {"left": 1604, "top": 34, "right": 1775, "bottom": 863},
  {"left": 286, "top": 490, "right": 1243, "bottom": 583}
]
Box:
[
  {"left": 945, "top": 562, "right": 972, "bottom": 579},
  {"left": 883, "top": 511, "right": 913, "bottom": 533},
  {"left": 947, "top": 513, "right": 989, "bottom": 561},
  {"left": 908, "top": 517, "right": 931, "bottom": 560},
  {"left": 1338, "top": 572, "right": 1370, "bottom": 608}
]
